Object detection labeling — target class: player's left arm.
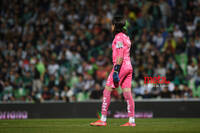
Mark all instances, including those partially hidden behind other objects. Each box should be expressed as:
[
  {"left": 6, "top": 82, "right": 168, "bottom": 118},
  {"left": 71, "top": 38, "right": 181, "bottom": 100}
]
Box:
[
  {"left": 113, "top": 40, "right": 125, "bottom": 83},
  {"left": 116, "top": 49, "right": 124, "bottom": 65}
]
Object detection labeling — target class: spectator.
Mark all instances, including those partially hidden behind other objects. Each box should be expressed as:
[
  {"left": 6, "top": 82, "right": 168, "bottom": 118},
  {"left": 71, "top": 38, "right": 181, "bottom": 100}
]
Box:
[
  {"left": 194, "top": 70, "right": 200, "bottom": 89},
  {"left": 42, "top": 87, "right": 51, "bottom": 101},
  {"left": 182, "top": 85, "right": 193, "bottom": 98},
  {"left": 52, "top": 86, "right": 61, "bottom": 101},
  {"left": 33, "top": 65, "right": 42, "bottom": 92},
  {"left": 148, "top": 1, "right": 162, "bottom": 29},
  {"left": 187, "top": 61, "right": 198, "bottom": 79},
  {"left": 163, "top": 38, "right": 176, "bottom": 54},
  {"left": 153, "top": 32, "right": 164, "bottom": 50},
  {"left": 61, "top": 86, "right": 71, "bottom": 102},
  {"left": 142, "top": 90, "right": 152, "bottom": 99},
  {"left": 83, "top": 74, "right": 95, "bottom": 92},
  {"left": 48, "top": 60, "right": 59, "bottom": 76},
  {"left": 155, "top": 64, "right": 166, "bottom": 77},
  {"left": 90, "top": 83, "right": 103, "bottom": 99},
  {"left": 175, "top": 37, "right": 186, "bottom": 54},
  {"left": 159, "top": 0, "right": 171, "bottom": 28},
  {"left": 195, "top": 35, "right": 200, "bottom": 52},
  {"left": 58, "top": 76, "right": 66, "bottom": 90},
  {"left": 187, "top": 39, "right": 198, "bottom": 57},
  {"left": 48, "top": 75, "right": 56, "bottom": 90},
  {"left": 173, "top": 26, "right": 184, "bottom": 40},
  {"left": 2, "top": 81, "right": 15, "bottom": 101},
  {"left": 172, "top": 85, "right": 182, "bottom": 98},
  {"left": 73, "top": 74, "right": 85, "bottom": 93},
  {"left": 160, "top": 87, "right": 171, "bottom": 98}
]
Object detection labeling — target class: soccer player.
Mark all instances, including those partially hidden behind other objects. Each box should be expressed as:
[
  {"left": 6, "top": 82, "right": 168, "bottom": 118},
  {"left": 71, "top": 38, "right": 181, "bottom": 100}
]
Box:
[{"left": 90, "top": 16, "right": 135, "bottom": 127}]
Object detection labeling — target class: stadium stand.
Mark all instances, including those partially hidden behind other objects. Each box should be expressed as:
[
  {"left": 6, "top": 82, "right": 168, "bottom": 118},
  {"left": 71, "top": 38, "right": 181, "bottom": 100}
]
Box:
[{"left": 0, "top": 0, "right": 200, "bottom": 102}]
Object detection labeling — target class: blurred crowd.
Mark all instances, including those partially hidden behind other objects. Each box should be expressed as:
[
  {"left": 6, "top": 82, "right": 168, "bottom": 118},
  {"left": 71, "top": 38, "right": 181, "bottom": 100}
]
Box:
[{"left": 0, "top": 0, "right": 200, "bottom": 102}]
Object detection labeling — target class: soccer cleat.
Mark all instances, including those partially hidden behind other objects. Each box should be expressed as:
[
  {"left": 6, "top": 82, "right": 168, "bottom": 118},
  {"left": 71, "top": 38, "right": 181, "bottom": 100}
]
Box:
[
  {"left": 120, "top": 122, "right": 136, "bottom": 127},
  {"left": 90, "top": 120, "right": 107, "bottom": 126}
]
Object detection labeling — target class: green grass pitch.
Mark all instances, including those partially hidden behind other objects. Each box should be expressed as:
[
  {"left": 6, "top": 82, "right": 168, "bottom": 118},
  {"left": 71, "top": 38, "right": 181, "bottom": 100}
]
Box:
[{"left": 0, "top": 118, "right": 200, "bottom": 133}]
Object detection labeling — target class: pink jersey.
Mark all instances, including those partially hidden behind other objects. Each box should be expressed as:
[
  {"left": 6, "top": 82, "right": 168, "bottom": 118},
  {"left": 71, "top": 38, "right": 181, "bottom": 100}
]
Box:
[
  {"left": 106, "top": 32, "right": 133, "bottom": 89},
  {"left": 112, "top": 32, "right": 132, "bottom": 69}
]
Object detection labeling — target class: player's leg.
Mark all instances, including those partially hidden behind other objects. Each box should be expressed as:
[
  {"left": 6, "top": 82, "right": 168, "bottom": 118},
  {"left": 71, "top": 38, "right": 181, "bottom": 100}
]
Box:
[
  {"left": 90, "top": 72, "right": 114, "bottom": 126},
  {"left": 90, "top": 85, "right": 112, "bottom": 126},
  {"left": 120, "top": 71, "right": 136, "bottom": 127},
  {"left": 101, "top": 85, "right": 112, "bottom": 121},
  {"left": 120, "top": 88, "right": 136, "bottom": 126}
]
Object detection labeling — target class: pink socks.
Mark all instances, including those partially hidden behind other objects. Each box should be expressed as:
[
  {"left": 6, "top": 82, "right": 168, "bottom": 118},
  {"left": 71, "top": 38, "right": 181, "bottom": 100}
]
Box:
[
  {"left": 101, "top": 88, "right": 135, "bottom": 122},
  {"left": 123, "top": 91, "right": 135, "bottom": 117},
  {"left": 101, "top": 89, "right": 111, "bottom": 116}
]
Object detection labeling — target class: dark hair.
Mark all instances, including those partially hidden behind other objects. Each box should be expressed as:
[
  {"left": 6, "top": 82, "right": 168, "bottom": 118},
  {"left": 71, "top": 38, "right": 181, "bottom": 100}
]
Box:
[
  {"left": 112, "top": 15, "right": 126, "bottom": 35},
  {"left": 112, "top": 15, "right": 134, "bottom": 59}
]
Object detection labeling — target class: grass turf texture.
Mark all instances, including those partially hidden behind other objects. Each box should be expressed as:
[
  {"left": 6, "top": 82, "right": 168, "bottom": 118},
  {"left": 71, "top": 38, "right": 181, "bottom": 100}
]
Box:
[{"left": 0, "top": 118, "right": 200, "bottom": 133}]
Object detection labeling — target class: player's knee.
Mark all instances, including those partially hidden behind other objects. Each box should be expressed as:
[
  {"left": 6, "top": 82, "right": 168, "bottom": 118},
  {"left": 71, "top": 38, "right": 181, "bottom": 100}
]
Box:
[
  {"left": 122, "top": 89, "right": 132, "bottom": 100},
  {"left": 105, "top": 86, "right": 112, "bottom": 92},
  {"left": 122, "top": 88, "right": 131, "bottom": 92},
  {"left": 103, "top": 86, "right": 112, "bottom": 97}
]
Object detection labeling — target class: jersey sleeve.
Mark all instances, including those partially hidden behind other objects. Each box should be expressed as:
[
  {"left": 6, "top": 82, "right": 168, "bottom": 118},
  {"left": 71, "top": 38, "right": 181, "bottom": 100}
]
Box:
[{"left": 115, "top": 36, "right": 125, "bottom": 59}]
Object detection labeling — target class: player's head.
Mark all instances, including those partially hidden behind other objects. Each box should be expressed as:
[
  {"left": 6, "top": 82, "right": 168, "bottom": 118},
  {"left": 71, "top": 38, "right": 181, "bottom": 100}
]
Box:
[{"left": 112, "top": 15, "right": 126, "bottom": 35}]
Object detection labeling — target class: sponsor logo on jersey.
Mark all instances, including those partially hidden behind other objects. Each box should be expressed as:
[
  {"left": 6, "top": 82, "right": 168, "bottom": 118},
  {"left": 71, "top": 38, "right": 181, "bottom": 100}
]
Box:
[{"left": 116, "top": 41, "right": 123, "bottom": 48}]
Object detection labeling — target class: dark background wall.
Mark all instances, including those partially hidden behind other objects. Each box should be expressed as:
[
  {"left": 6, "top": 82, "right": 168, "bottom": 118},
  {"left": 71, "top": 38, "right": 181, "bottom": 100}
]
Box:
[{"left": 0, "top": 100, "right": 200, "bottom": 119}]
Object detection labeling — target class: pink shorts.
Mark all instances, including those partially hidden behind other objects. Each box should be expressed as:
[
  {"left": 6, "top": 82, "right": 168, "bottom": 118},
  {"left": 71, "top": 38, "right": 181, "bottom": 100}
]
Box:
[{"left": 106, "top": 67, "right": 133, "bottom": 89}]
